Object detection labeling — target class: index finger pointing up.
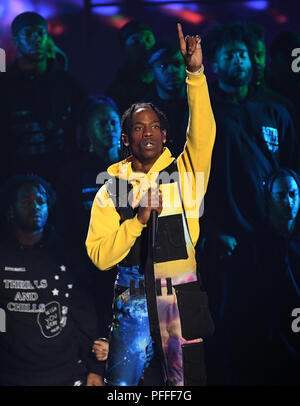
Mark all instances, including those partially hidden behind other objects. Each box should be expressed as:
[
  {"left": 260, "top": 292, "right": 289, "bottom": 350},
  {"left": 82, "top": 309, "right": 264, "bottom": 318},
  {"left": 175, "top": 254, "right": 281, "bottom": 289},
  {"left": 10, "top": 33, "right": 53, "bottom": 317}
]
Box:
[{"left": 177, "top": 23, "right": 187, "bottom": 56}]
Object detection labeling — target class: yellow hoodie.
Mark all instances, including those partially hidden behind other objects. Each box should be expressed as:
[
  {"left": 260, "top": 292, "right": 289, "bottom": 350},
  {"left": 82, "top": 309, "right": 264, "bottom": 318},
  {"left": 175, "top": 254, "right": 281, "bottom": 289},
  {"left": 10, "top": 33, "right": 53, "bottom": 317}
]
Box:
[{"left": 86, "top": 69, "right": 216, "bottom": 281}]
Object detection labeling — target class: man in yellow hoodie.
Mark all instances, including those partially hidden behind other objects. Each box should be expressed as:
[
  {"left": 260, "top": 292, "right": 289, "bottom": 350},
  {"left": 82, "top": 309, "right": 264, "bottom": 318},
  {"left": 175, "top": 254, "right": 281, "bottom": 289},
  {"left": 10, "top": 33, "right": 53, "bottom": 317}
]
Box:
[{"left": 86, "top": 24, "right": 216, "bottom": 386}]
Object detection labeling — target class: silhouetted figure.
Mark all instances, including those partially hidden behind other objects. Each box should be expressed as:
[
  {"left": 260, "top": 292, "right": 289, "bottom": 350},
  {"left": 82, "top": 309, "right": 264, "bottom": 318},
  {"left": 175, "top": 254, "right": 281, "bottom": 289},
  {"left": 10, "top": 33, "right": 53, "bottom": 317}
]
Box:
[
  {"left": 0, "top": 174, "right": 104, "bottom": 386},
  {"left": 144, "top": 40, "right": 188, "bottom": 158},
  {"left": 0, "top": 12, "right": 85, "bottom": 188},
  {"left": 106, "top": 20, "right": 156, "bottom": 115},
  {"left": 252, "top": 168, "right": 300, "bottom": 385},
  {"left": 201, "top": 22, "right": 298, "bottom": 385},
  {"left": 266, "top": 30, "right": 300, "bottom": 145},
  {"left": 57, "top": 96, "right": 120, "bottom": 337},
  {"left": 246, "top": 23, "right": 296, "bottom": 118}
]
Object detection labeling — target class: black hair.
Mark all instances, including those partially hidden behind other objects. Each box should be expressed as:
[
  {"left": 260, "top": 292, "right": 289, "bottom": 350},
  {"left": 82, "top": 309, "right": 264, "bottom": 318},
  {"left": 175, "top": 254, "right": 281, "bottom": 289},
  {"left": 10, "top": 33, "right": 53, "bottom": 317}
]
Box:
[
  {"left": 81, "top": 95, "right": 119, "bottom": 130},
  {"left": 119, "top": 20, "right": 153, "bottom": 47},
  {"left": 203, "top": 21, "right": 258, "bottom": 61},
  {"left": 79, "top": 95, "right": 120, "bottom": 152},
  {"left": 263, "top": 167, "right": 300, "bottom": 216},
  {"left": 0, "top": 174, "right": 57, "bottom": 215},
  {"left": 147, "top": 39, "right": 180, "bottom": 65},
  {"left": 120, "top": 102, "right": 169, "bottom": 159}
]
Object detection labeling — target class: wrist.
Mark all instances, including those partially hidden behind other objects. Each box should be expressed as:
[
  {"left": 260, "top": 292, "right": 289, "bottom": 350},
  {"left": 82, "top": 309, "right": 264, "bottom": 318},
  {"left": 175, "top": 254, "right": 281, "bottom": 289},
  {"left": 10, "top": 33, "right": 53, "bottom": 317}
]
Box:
[
  {"left": 186, "top": 65, "right": 204, "bottom": 74},
  {"left": 137, "top": 213, "right": 147, "bottom": 225}
]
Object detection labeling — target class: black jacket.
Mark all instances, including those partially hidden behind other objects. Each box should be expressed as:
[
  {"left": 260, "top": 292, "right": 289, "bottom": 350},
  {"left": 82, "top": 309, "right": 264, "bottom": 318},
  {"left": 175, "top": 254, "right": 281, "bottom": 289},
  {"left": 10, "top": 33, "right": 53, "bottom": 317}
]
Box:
[
  {"left": 0, "top": 226, "right": 104, "bottom": 385},
  {"left": 0, "top": 59, "right": 85, "bottom": 186},
  {"left": 203, "top": 83, "right": 298, "bottom": 238}
]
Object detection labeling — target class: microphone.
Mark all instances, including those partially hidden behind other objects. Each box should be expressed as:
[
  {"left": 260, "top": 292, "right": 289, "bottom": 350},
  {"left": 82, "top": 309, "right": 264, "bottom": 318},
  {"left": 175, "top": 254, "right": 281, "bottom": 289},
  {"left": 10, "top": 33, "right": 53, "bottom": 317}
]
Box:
[{"left": 150, "top": 210, "right": 158, "bottom": 252}]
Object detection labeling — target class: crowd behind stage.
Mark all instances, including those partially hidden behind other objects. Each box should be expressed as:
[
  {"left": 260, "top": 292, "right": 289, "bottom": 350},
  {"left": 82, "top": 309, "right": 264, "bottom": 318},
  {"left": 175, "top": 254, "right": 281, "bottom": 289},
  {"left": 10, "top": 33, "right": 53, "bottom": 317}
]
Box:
[{"left": 0, "top": 11, "right": 300, "bottom": 386}]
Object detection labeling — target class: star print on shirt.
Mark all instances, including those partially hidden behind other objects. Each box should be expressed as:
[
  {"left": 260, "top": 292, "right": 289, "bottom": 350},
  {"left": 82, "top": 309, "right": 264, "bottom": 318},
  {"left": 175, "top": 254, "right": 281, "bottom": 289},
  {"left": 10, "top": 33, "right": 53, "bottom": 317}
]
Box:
[
  {"left": 60, "top": 265, "right": 66, "bottom": 272},
  {"left": 52, "top": 288, "right": 59, "bottom": 296},
  {"left": 54, "top": 275, "right": 59, "bottom": 280}
]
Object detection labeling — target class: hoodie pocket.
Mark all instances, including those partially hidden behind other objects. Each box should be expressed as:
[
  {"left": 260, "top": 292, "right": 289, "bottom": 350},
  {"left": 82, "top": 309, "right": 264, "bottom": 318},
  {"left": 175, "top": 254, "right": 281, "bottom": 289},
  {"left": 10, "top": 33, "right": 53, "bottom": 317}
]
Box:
[
  {"left": 174, "top": 282, "right": 215, "bottom": 340},
  {"left": 182, "top": 341, "right": 206, "bottom": 386},
  {"left": 155, "top": 214, "right": 188, "bottom": 263}
]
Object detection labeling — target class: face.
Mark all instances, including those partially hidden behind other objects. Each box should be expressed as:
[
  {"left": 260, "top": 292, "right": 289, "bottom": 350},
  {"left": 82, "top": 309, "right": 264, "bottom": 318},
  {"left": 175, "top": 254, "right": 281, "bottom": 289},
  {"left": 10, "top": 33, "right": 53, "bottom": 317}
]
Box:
[
  {"left": 151, "top": 51, "right": 186, "bottom": 92},
  {"left": 125, "top": 29, "right": 155, "bottom": 61},
  {"left": 122, "top": 107, "right": 166, "bottom": 166},
  {"left": 12, "top": 183, "right": 49, "bottom": 232},
  {"left": 270, "top": 175, "right": 300, "bottom": 227},
  {"left": 214, "top": 41, "right": 252, "bottom": 87},
  {"left": 14, "top": 24, "right": 48, "bottom": 60},
  {"left": 88, "top": 105, "right": 121, "bottom": 156},
  {"left": 250, "top": 40, "right": 266, "bottom": 83}
]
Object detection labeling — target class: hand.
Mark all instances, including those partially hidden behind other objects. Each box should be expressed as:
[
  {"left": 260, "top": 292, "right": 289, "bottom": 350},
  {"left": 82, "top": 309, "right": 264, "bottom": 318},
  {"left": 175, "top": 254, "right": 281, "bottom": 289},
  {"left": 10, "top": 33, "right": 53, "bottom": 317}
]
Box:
[
  {"left": 86, "top": 372, "right": 104, "bottom": 386},
  {"left": 177, "top": 23, "right": 203, "bottom": 72},
  {"left": 137, "top": 187, "right": 163, "bottom": 225},
  {"left": 92, "top": 339, "right": 109, "bottom": 361}
]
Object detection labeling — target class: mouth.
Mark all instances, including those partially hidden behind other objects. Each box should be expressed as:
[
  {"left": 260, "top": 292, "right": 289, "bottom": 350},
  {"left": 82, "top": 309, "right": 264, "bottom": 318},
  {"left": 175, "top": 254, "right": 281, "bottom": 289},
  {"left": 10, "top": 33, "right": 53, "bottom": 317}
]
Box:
[
  {"left": 233, "top": 69, "right": 246, "bottom": 74},
  {"left": 166, "top": 77, "right": 180, "bottom": 84},
  {"left": 31, "top": 213, "right": 42, "bottom": 221},
  {"left": 142, "top": 141, "right": 155, "bottom": 150}
]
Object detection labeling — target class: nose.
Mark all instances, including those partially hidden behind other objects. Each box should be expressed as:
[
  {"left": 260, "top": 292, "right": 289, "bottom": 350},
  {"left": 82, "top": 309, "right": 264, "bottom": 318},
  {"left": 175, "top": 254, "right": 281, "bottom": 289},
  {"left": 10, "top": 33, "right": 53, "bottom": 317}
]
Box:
[
  {"left": 233, "top": 53, "right": 243, "bottom": 65},
  {"left": 104, "top": 121, "right": 114, "bottom": 132},
  {"left": 30, "top": 32, "right": 42, "bottom": 41},
  {"left": 281, "top": 194, "right": 293, "bottom": 209},
  {"left": 30, "top": 200, "right": 42, "bottom": 211},
  {"left": 143, "top": 124, "right": 153, "bottom": 137},
  {"left": 165, "top": 64, "right": 178, "bottom": 73}
]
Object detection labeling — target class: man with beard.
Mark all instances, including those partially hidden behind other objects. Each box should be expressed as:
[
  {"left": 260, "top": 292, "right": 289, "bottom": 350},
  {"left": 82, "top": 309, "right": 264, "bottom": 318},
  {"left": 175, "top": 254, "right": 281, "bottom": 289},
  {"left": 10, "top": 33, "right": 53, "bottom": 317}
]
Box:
[
  {"left": 202, "top": 22, "right": 298, "bottom": 257},
  {"left": 0, "top": 174, "right": 104, "bottom": 386},
  {"left": 245, "top": 23, "right": 297, "bottom": 123},
  {"left": 0, "top": 12, "right": 84, "bottom": 188},
  {"left": 250, "top": 168, "right": 300, "bottom": 385},
  {"left": 200, "top": 23, "right": 299, "bottom": 385}
]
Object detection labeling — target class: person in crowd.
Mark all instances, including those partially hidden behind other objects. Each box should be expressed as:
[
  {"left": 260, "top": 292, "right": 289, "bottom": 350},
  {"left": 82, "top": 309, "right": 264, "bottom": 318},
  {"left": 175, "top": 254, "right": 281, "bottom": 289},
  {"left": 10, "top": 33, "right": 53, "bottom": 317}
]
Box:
[
  {"left": 230, "top": 168, "right": 300, "bottom": 385},
  {"left": 266, "top": 30, "right": 300, "bottom": 138},
  {"left": 143, "top": 40, "right": 188, "bottom": 158},
  {"left": 246, "top": 22, "right": 296, "bottom": 117},
  {"left": 106, "top": 20, "right": 156, "bottom": 115},
  {"left": 251, "top": 168, "right": 300, "bottom": 385},
  {"left": 58, "top": 95, "right": 121, "bottom": 242},
  {"left": 200, "top": 22, "right": 299, "bottom": 385},
  {"left": 86, "top": 23, "right": 216, "bottom": 386},
  {"left": 0, "top": 174, "right": 104, "bottom": 386},
  {"left": 202, "top": 21, "right": 298, "bottom": 247},
  {"left": 56, "top": 95, "right": 120, "bottom": 337},
  {"left": 0, "top": 12, "right": 85, "bottom": 188}
]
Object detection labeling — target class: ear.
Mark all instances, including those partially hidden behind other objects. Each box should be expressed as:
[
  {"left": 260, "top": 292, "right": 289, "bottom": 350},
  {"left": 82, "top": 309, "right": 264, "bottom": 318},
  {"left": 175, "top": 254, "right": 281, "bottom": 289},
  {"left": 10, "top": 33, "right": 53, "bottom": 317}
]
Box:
[
  {"left": 121, "top": 132, "right": 130, "bottom": 147},
  {"left": 161, "top": 129, "right": 167, "bottom": 144}
]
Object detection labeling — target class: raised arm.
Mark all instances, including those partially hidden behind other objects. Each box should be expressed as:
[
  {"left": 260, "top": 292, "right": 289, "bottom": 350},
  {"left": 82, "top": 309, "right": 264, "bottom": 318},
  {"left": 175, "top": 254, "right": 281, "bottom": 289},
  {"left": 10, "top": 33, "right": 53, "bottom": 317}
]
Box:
[{"left": 176, "top": 24, "right": 216, "bottom": 212}]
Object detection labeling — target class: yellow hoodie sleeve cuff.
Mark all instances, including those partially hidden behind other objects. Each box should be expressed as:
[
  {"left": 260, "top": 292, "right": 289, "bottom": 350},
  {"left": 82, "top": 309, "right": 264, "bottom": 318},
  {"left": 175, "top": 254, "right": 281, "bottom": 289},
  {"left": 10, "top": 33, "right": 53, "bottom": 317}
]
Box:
[{"left": 186, "top": 65, "right": 204, "bottom": 75}]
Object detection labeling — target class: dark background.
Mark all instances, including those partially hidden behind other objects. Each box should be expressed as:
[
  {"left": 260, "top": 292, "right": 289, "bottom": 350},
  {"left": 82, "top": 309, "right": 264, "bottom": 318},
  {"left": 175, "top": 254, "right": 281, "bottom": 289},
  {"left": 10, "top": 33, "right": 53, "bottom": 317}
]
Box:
[{"left": 0, "top": 0, "right": 299, "bottom": 95}]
